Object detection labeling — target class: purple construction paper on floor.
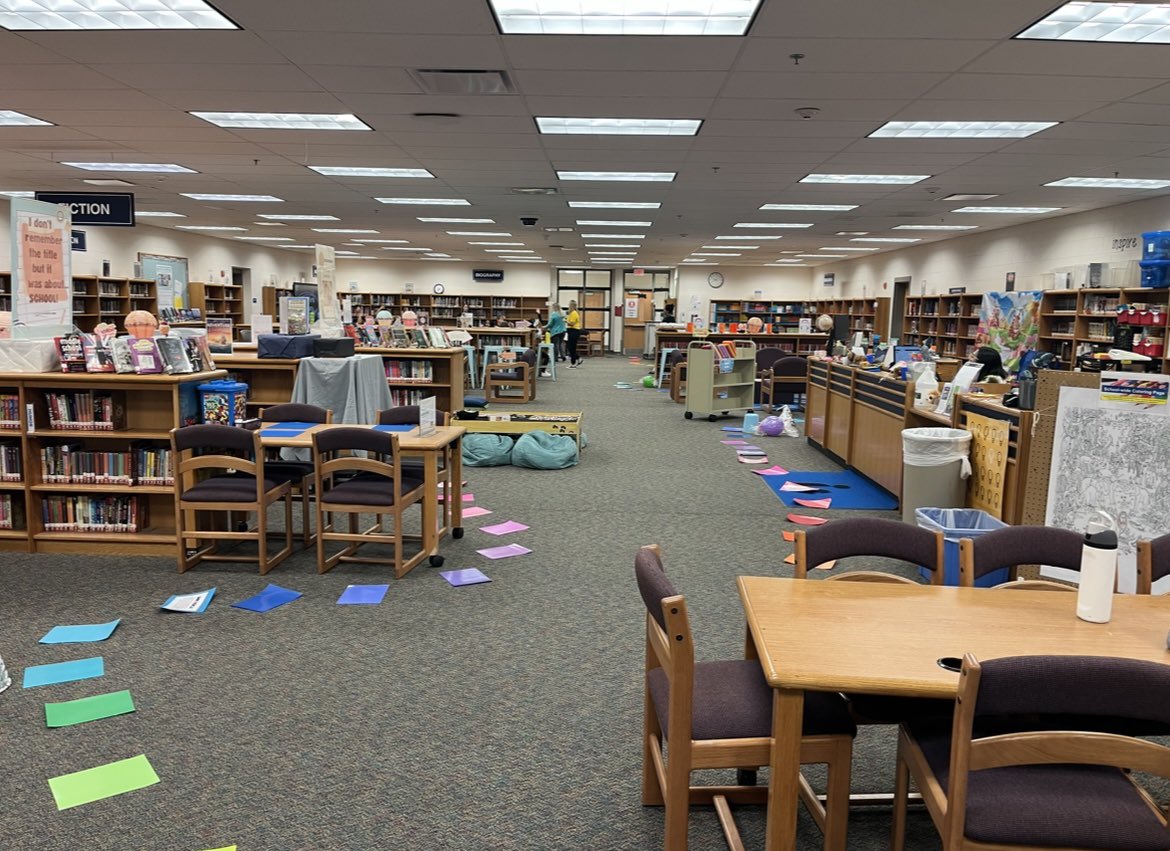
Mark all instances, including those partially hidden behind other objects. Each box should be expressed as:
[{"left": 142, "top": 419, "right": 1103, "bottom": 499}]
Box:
[
  {"left": 737, "top": 445, "right": 763, "bottom": 452},
  {"left": 231, "top": 584, "right": 302, "bottom": 613},
  {"left": 440, "top": 568, "right": 492, "bottom": 587},
  {"left": 461, "top": 506, "right": 492, "bottom": 518},
  {"left": 23, "top": 657, "right": 105, "bottom": 689},
  {"left": 720, "top": 440, "right": 747, "bottom": 445},
  {"left": 477, "top": 543, "right": 532, "bottom": 560},
  {"left": 439, "top": 493, "right": 475, "bottom": 503},
  {"left": 39, "top": 620, "right": 121, "bottom": 644},
  {"left": 337, "top": 584, "right": 389, "bottom": 606},
  {"left": 479, "top": 520, "right": 529, "bottom": 536}
]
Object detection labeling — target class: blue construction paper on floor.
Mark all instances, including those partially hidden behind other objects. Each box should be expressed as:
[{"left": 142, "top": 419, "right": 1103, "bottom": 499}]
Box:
[
  {"left": 337, "top": 584, "right": 389, "bottom": 605},
  {"left": 23, "top": 657, "right": 105, "bottom": 688},
  {"left": 761, "top": 470, "right": 898, "bottom": 511},
  {"left": 231, "top": 584, "right": 302, "bottom": 613},
  {"left": 440, "top": 568, "right": 491, "bottom": 587},
  {"left": 720, "top": 426, "right": 743, "bottom": 432},
  {"left": 39, "top": 620, "right": 121, "bottom": 644},
  {"left": 372, "top": 424, "right": 414, "bottom": 433}
]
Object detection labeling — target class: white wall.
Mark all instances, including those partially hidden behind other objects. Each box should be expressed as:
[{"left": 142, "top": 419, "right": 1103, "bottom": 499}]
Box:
[
  {"left": 676, "top": 266, "right": 813, "bottom": 327},
  {"left": 333, "top": 259, "right": 554, "bottom": 299},
  {"left": 814, "top": 193, "right": 1170, "bottom": 300}
]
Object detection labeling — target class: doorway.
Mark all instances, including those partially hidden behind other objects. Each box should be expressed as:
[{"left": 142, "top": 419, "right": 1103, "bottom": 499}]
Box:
[{"left": 891, "top": 276, "right": 911, "bottom": 342}]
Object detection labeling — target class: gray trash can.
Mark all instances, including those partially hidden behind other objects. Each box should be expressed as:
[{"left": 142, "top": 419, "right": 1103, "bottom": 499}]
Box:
[{"left": 901, "top": 427, "right": 972, "bottom": 524}]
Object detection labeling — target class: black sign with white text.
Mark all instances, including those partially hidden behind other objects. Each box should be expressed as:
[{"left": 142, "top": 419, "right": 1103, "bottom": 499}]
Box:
[
  {"left": 472, "top": 269, "right": 504, "bottom": 282},
  {"left": 34, "top": 192, "right": 135, "bottom": 227},
  {"left": 71, "top": 230, "right": 87, "bottom": 251}
]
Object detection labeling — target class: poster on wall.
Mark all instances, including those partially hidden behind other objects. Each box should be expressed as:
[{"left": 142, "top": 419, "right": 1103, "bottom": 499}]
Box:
[
  {"left": 139, "top": 253, "right": 188, "bottom": 310},
  {"left": 11, "top": 197, "right": 72, "bottom": 336},
  {"left": 314, "top": 244, "right": 341, "bottom": 336},
  {"left": 974, "top": 290, "right": 1042, "bottom": 372}
]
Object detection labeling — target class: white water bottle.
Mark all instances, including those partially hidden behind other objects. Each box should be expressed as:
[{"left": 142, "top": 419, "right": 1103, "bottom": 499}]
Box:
[
  {"left": 1076, "top": 512, "right": 1118, "bottom": 624},
  {"left": 914, "top": 363, "right": 938, "bottom": 409}
]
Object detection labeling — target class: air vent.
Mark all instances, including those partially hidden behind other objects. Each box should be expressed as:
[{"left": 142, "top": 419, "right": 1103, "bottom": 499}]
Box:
[
  {"left": 409, "top": 69, "right": 515, "bottom": 95},
  {"left": 412, "top": 112, "right": 462, "bottom": 123}
]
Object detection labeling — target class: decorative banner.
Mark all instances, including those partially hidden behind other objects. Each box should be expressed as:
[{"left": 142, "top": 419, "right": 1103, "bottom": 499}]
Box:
[
  {"left": 966, "top": 413, "right": 1010, "bottom": 519},
  {"left": 11, "top": 197, "right": 72, "bottom": 334},
  {"left": 139, "top": 253, "right": 188, "bottom": 310},
  {"left": 974, "top": 290, "right": 1042, "bottom": 372},
  {"left": 314, "top": 243, "right": 340, "bottom": 335},
  {"left": 1099, "top": 371, "right": 1169, "bottom": 413}
]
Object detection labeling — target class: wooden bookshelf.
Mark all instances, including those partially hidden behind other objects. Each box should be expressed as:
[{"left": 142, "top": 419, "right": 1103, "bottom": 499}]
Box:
[
  {"left": 215, "top": 354, "right": 300, "bottom": 413},
  {"left": 708, "top": 298, "right": 890, "bottom": 341},
  {"left": 190, "top": 281, "right": 246, "bottom": 338},
  {"left": 904, "top": 293, "right": 984, "bottom": 358}
]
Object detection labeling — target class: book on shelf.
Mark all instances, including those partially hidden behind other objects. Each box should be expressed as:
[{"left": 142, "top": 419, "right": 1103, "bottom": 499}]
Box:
[
  {"left": 42, "top": 391, "right": 125, "bottom": 431},
  {"left": 41, "top": 494, "right": 146, "bottom": 533},
  {"left": 205, "top": 317, "right": 233, "bottom": 354},
  {"left": 156, "top": 337, "right": 194, "bottom": 374},
  {"left": 81, "top": 333, "right": 116, "bottom": 373},
  {"left": 0, "top": 393, "right": 20, "bottom": 429},
  {"left": 426, "top": 326, "right": 450, "bottom": 348},
  {"left": 0, "top": 441, "right": 21, "bottom": 481},
  {"left": 385, "top": 360, "right": 434, "bottom": 382},
  {"left": 390, "top": 327, "right": 410, "bottom": 348},
  {"left": 39, "top": 443, "right": 171, "bottom": 486},
  {"left": 410, "top": 328, "right": 429, "bottom": 348},
  {"left": 129, "top": 338, "right": 164, "bottom": 375},
  {"left": 55, "top": 334, "right": 87, "bottom": 373},
  {"left": 109, "top": 337, "right": 135, "bottom": 374},
  {"left": 280, "top": 296, "right": 310, "bottom": 335},
  {"left": 0, "top": 493, "right": 15, "bottom": 529}
]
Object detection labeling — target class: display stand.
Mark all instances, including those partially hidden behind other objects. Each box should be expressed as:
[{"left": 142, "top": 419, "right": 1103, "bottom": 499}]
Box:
[{"left": 684, "top": 339, "right": 756, "bottom": 422}]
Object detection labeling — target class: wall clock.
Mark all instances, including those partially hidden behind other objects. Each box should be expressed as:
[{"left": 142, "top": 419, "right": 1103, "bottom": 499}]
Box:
[
  {"left": 707, "top": 272, "right": 724, "bottom": 288},
  {"left": 433, "top": 283, "right": 445, "bottom": 294}
]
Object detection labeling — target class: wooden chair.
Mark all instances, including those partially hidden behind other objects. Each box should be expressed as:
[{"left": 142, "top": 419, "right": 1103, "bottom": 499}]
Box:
[
  {"left": 586, "top": 331, "right": 605, "bottom": 357},
  {"left": 761, "top": 356, "right": 808, "bottom": 412},
  {"left": 636, "top": 544, "right": 855, "bottom": 851},
  {"left": 1136, "top": 533, "right": 1170, "bottom": 594},
  {"left": 172, "top": 424, "right": 294, "bottom": 575},
  {"left": 485, "top": 347, "right": 537, "bottom": 403},
  {"left": 260, "top": 402, "right": 332, "bottom": 549},
  {"left": 313, "top": 427, "right": 427, "bottom": 578},
  {"left": 892, "top": 653, "right": 1170, "bottom": 851},
  {"left": 665, "top": 349, "right": 688, "bottom": 404},
  {"left": 957, "top": 526, "right": 1084, "bottom": 589}
]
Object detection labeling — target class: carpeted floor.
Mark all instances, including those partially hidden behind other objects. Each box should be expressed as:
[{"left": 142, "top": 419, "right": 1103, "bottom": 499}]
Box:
[{"left": 0, "top": 355, "right": 945, "bottom": 851}]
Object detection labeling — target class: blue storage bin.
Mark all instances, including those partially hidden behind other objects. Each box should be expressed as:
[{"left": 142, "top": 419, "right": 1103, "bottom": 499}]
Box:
[
  {"left": 199, "top": 380, "right": 248, "bottom": 425},
  {"left": 1140, "top": 259, "right": 1170, "bottom": 288},
  {"left": 915, "top": 507, "right": 1009, "bottom": 587},
  {"left": 1143, "top": 230, "right": 1170, "bottom": 260}
]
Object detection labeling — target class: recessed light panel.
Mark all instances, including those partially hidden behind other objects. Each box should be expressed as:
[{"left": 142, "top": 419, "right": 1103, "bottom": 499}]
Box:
[
  {"left": 384, "top": 247, "right": 433, "bottom": 251},
  {"left": 236, "top": 236, "right": 293, "bottom": 241},
  {"left": 1016, "top": 2, "right": 1170, "bottom": 43},
  {"left": 469, "top": 241, "right": 525, "bottom": 246},
  {"left": 797, "top": 254, "right": 847, "bottom": 259},
  {"left": 1045, "top": 176, "right": 1170, "bottom": 189},
  {"left": 869, "top": 121, "right": 1057, "bottom": 138},
  {"left": 258, "top": 214, "right": 339, "bottom": 221},
  {"left": 942, "top": 194, "right": 999, "bottom": 202},
  {"left": 800, "top": 173, "right": 930, "bottom": 184},
  {"left": 419, "top": 218, "right": 495, "bottom": 224},
  {"left": 892, "top": 224, "right": 979, "bottom": 230},
  {"left": 0, "top": 0, "right": 237, "bottom": 29},
  {"left": 575, "top": 220, "right": 652, "bottom": 226},
  {"left": 692, "top": 252, "right": 740, "bottom": 257},
  {"left": 952, "top": 206, "right": 1061, "bottom": 214},
  {"left": 557, "top": 171, "right": 675, "bottom": 182},
  {"left": 489, "top": 0, "right": 763, "bottom": 36},
  {"left": 446, "top": 231, "right": 511, "bottom": 236},
  {"left": 580, "top": 233, "right": 645, "bottom": 239},
  {"left": 587, "top": 243, "right": 642, "bottom": 248},
  {"left": 536, "top": 117, "right": 701, "bottom": 135},
  {"left": 353, "top": 239, "right": 408, "bottom": 244},
  {"left": 0, "top": 190, "right": 33, "bottom": 197},
  {"left": 819, "top": 247, "right": 879, "bottom": 251},
  {"left": 309, "top": 166, "right": 432, "bottom": 177},
  {"left": 766, "top": 263, "right": 808, "bottom": 267},
  {"left": 837, "top": 231, "right": 869, "bottom": 235},
  {"left": 567, "top": 201, "right": 661, "bottom": 209},
  {"left": 65, "top": 162, "right": 195, "bottom": 173},
  {"left": 486, "top": 248, "right": 534, "bottom": 253},
  {"left": 378, "top": 198, "right": 470, "bottom": 206},
  {"left": 253, "top": 222, "right": 286, "bottom": 227},
  {"left": 176, "top": 225, "right": 247, "bottom": 231},
  {"left": 702, "top": 245, "right": 756, "bottom": 249},
  {"left": 734, "top": 222, "right": 813, "bottom": 229},
  {"left": 850, "top": 237, "right": 922, "bottom": 243},
  {"left": 192, "top": 112, "right": 371, "bottom": 131},
  {"left": 717, "top": 234, "right": 781, "bottom": 240},
  {"left": 311, "top": 228, "right": 380, "bottom": 234},
  {"left": 136, "top": 211, "right": 185, "bottom": 217},
  {"left": 759, "top": 203, "right": 858, "bottom": 211},
  {"left": 181, "top": 193, "right": 283, "bottom": 202},
  {"left": 0, "top": 109, "right": 50, "bottom": 125}
]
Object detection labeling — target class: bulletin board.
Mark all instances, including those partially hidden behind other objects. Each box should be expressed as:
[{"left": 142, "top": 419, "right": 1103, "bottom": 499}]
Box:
[{"left": 139, "top": 252, "right": 188, "bottom": 310}]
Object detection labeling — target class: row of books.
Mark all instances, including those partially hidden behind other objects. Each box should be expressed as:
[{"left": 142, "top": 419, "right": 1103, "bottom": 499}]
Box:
[
  {"left": 0, "top": 442, "right": 21, "bottom": 481},
  {"left": 41, "top": 495, "right": 146, "bottom": 533},
  {"left": 158, "top": 307, "right": 203, "bottom": 323},
  {"left": 348, "top": 324, "right": 453, "bottom": 349},
  {"left": 384, "top": 360, "right": 434, "bottom": 382},
  {"left": 388, "top": 388, "right": 432, "bottom": 407},
  {"left": 56, "top": 333, "right": 215, "bottom": 375},
  {"left": 0, "top": 494, "right": 16, "bottom": 530},
  {"left": 43, "top": 391, "right": 124, "bottom": 431},
  {"left": 0, "top": 394, "right": 19, "bottom": 429},
  {"left": 40, "top": 444, "right": 173, "bottom": 486},
  {"left": 711, "top": 341, "right": 747, "bottom": 360}
]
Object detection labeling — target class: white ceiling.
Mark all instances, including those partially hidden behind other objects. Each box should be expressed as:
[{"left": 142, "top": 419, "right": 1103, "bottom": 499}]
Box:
[{"left": 2, "top": 0, "right": 1170, "bottom": 266}]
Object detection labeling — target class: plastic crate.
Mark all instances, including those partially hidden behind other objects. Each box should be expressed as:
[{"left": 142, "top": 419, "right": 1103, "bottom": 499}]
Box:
[
  {"left": 1143, "top": 231, "right": 1170, "bottom": 260},
  {"left": 1139, "top": 259, "right": 1170, "bottom": 289}
]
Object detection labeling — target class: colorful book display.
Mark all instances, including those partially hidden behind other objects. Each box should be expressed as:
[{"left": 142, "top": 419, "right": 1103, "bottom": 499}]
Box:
[{"left": 129, "top": 338, "right": 163, "bottom": 375}]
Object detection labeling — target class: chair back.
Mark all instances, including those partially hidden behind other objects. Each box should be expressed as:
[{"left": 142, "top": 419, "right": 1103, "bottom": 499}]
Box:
[
  {"left": 260, "top": 403, "right": 331, "bottom": 424},
  {"left": 313, "top": 427, "right": 406, "bottom": 498},
  {"left": 774, "top": 356, "right": 808, "bottom": 378},
  {"left": 634, "top": 545, "right": 695, "bottom": 744},
  {"left": 825, "top": 571, "right": 918, "bottom": 585},
  {"left": 795, "top": 517, "right": 944, "bottom": 583},
  {"left": 1136, "top": 533, "right": 1170, "bottom": 595},
  {"left": 756, "top": 347, "right": 785, "bottom": 373},
  {"left": 665, "top": 348, "right": 687, "bottom": 367},
  {"left": 958, "top": 525, "right": 1083, "bottom": 586},
  {"left": 171, "top": 424, "right": 262, "bottom": 494},
  {"left": 377, "top": 405, "right": 451, "bottom": 427}
]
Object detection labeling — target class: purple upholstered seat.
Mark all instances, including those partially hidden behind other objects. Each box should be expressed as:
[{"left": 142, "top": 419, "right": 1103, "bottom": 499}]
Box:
[{"left": 320, "top": 475, "right": 423, "bottom": 507}]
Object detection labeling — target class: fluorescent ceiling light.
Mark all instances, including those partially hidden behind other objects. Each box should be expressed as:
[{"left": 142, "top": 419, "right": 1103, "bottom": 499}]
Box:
[
  {"left": 779, "top": 251, "right": 802, "bottom": 254},
  {"left": 0, "top": 109, "right": 50, "bottom": 126},
  {"left": 797, "top": 254, "right": 847, "bottom": 259},
  {"left": 64, "top": 161, "right": 195, "bottom": 173},
  {"left": 446, "top": 230, "right": 509, "bottom": 236},
  {"left": 692, "top": 252, "right": 740, "bottom": 257},
  {"left": 282, "top": 245, "right": 315, "bottom": 249},
  {"left": 820, "top": 247, "right": 879, "bottom": 251},
  {"left": 181, "top": 193, "right": 283, "bottom": 202},
  {"left": 335, "top": 251, "right": 360, "bottom": 256},
  {"left": 952, "top": 206, "right": 1061, "bottom": 214},
  {"left": 378, "top": 198, "right": 470, "bottom": 205},
  {"left": 837, "top": 231, "right": 869, "bottom": 235},
  {"left": 353, "top": 239, "right": 408, "bottom": 244},
  {"left": 258, "top": 214, "right": 339, "bottom": 221},
  {"left": 344, "top": 256, "right": 379, "bottom": 260},
  {"left": 587, "top": 243, "right": 642, "bottom": 248},
  {"left": 759, "top": 203, "right": 858, "bottom": 211},
  {"left": 716, "top": 234, "right": 781, "bottom": 240},
  {"left": 311, "top": 228, "right": 379, "bottom": 234},
  {"left": 766, "top": 263, "right": 807, "bottom": 267},
  {"left": 770, "top": 259, "right": 807, "bottom": 263},
  {"left": 309, "top": 165, "right": 432, "bottom": 177},
  {"left": 682, "top": 260, "right": 716, "bottom": 264},
  {"left": 0, "top": 0, "right": 237, "bottom": 30},
  {"left": 192, "top": 112, "right": 370, "bottom": 131},
  {"left": 869, "top": 121, "right": 1057, "bottom": 139},
  {"left": 420, "top": 217, "right": 494, "bottom": 224},
  {"left": 253, "top": 222, "right": 286, "bottom": 227},
  {"left": 83, "top": 179, "right": 135, "bottom": 186},
  {"left": 892, "top": 224, "right": 979, "bottom": 230},
  {"left": 580, "top": 233, "right": 645, "bottom": 239},
  {"left": 575, "top": 219, "right": 652, "bottom": 226},
  {"left": 176, "top": 225, "right": 247, "bottom": 231},
  {"left": 236, "top": 236, "right": 293, "bottom": 242},
  {"left": 1016, "top": 2, "right": 1170, "bottom": 43},
  {"left": 504, "top": 258, "right": 546, "bottom": 262},
  {"left": 567, "top": 201, "right": 660, "bottom": 209},
  {"left": 136, "top": 211, "right": 185, "bottom": 218},
  {"left": 850, "top": 237, "right": 922, "bottom": 243},
  {"left": 537, "top": 117, "right": 701, "bottom": 135},
  {"left": 734, "top": 222, "right": 813, "bottom": 229},
  {"left": 469, "top": 241, "right": 524, "bottom": 246},
  {"left": 0, "top": 190, "right": 33, "bottom": 197},
  {"left": 383, "top": 247, "right": 432, "bottom": 251},
  {"left": 800, "top": 173, "right": 930, "bottom": 185},
  {"left": 1045, "top": 176, "right": 1170, "bottom": 189},
  {"left": 488, "top": 0, "right": 763, "bottom": 35},
  {"left": 486, "top": 248, "right": 534, "bottom": 253},
  {"left": 557, "top": 171, "right": 675, "bottom": 182},
  {"left": 702, "top": 245, "right": 756, "bottom": 249},
  {"left": 943, "top": 194, "right": 999, "bottom": 201}
]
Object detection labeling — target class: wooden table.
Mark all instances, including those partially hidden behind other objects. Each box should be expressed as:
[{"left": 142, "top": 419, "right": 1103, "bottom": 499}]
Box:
[
  {"left": 260, "top": 423, "right": 466, "bottom": 569},
  {"left": 737, "top": 577, "right": 1170, "bottom": 851}
]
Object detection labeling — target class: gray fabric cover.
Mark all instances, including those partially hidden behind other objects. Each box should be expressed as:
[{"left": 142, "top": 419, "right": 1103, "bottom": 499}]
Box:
[
  {"left": 511, "top": 431, "right": 578, "bottom": 469},
  {"left": 290, "top": 354, "right": 391, "bottom": 426},
  {"left": 462, "top": 434, "right": 513, "bottom": 467}
]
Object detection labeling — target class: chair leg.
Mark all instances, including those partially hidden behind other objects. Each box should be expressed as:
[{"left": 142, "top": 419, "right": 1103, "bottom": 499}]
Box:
[
  {"left": 299, "top": 475, "right": 313, "bottom": 549},
  {"left": 663, "top": 755, "right": 691, "bottom": 851},
  {"left": 641, "top": 691, "right": 664, "bottom": 806},
  {"left": 821, "top": 737, "right": 853, "bottom": 851},
  {"left": 257, "top": 508, "right": 270, "bottom": 575},
  {"left": 316, "top": 507, "right": 329, "bottom": 574},
  {"left": 891, "top": 733, "right": 910, "bottom": 851}
]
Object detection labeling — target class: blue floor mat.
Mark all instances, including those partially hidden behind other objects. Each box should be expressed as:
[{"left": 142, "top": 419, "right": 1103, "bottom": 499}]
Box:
[{"left": 761, "top": 469, "right": 898, "bottom": 511}]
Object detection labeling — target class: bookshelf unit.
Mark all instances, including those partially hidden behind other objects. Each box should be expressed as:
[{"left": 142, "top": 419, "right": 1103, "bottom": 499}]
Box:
[
  {"left": 71, "top": 275, "right": 159, "bottom": 334},
  {"left": 262, "top": 287, "right": 550, "bottom": 329},
  {"left": 904, "top": 293, "right": 985, "bottom": 358},
  {"left": 684, "top": 339, "right": 757, "bottom": 422},
  {"left": 0, "top": 271, "right": 12, "bottom": 314},
  {"left": 708, "top": 298, "right": 890, "bottom": 340},
  {"left": 190, "top": 281, "right": 246, "bottom": 339},
  {"left": 361, "top": 347, "right": 466, "bottom": 411}
]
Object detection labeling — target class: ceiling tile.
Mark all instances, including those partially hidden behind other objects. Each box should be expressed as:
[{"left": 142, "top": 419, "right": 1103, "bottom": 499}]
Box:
[{"left": 723, "top": 72, "right": 946, "bottom": 100}]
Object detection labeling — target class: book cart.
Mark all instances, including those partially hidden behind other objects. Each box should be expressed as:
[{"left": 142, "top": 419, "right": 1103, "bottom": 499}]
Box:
[{"left": 684, "top": 339, "right": 756, "bottom": 422}]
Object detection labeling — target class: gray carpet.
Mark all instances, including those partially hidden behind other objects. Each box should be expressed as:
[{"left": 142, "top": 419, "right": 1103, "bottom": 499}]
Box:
[{"left": 0, "top": 356, "right": 943, "bottom": 851}]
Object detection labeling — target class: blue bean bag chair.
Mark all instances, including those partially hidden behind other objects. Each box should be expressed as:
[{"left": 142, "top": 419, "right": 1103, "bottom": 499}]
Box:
[{"left": 511, "top": 431, "right": 579, "bottom": 470}]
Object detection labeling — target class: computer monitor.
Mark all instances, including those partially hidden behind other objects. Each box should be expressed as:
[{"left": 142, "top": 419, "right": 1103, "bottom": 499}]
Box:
[{"left": 893, "top": 345, "right": 923, "bottom": 364}]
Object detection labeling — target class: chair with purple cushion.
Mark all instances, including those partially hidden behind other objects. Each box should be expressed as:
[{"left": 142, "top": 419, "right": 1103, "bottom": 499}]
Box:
[
  {"left": 313, "top": 426, "right": 426, "bottom": 578},
  {"left": 485, "top": 347, "right": 537, "bottom": 403},
  {"left": 171, "top": 424, "right": 294, "bottom": 574},
  {"left": 761, "top": 355, "right": 807, "bottom": 412},
  {"left": 1136, "top": 533, "right": 1170, "bottom": 595},
  {"left": 260, "top": 402, "right": 332, "bottom": 549},
  {"left": 958, "top": 525, "right": 1083, "bottom": 589},
  {"left": 892, "top": 653, "right": 1170, "bottom": 851},
  {"left": 636, "top": 544, "right": 855, "bottom": 851}
]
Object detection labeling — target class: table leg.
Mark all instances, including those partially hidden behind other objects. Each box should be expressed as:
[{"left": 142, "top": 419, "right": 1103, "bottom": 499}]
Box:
[
  {"left": 420, "top": 452, "right": 440, "bottom": 565},
  {"left": 766, "top": 687, "right": 804, "bottom": 851},
  {"left": 449, "top": 436, "right": 464, "bottom": 538}
]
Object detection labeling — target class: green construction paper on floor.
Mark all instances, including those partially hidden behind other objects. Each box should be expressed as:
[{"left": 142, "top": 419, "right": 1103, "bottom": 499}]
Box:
[
  {"left": 199, "top": 847, "right": 236, "bottom": 851},
  {"left": 48, "top": 754, "right": 159, "bottom": 811},
  {"left": 44, "top": 690, "right": 135, "bottom": 728}
]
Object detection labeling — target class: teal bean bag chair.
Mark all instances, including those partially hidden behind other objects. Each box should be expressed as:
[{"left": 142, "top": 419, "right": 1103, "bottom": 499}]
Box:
[
  {"left": 462, "top": 433, "right": 514, "bottom": 467},
  {"left": 511, "top": 431, "right": 579, "bottom": 470}
]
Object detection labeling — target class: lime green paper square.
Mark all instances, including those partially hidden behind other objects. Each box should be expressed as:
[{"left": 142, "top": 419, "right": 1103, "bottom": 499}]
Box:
[
  {"left": 48, "top": 754, "right": 159, "bottom": 810},
  {"left": 44, "top": 690, "right": 135, "bottom": 728}
]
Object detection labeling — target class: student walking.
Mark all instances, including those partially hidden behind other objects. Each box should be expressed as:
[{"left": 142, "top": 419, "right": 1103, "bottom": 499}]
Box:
[{"left": 566, "top": 300, "right": 583, "bottom": 368}]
